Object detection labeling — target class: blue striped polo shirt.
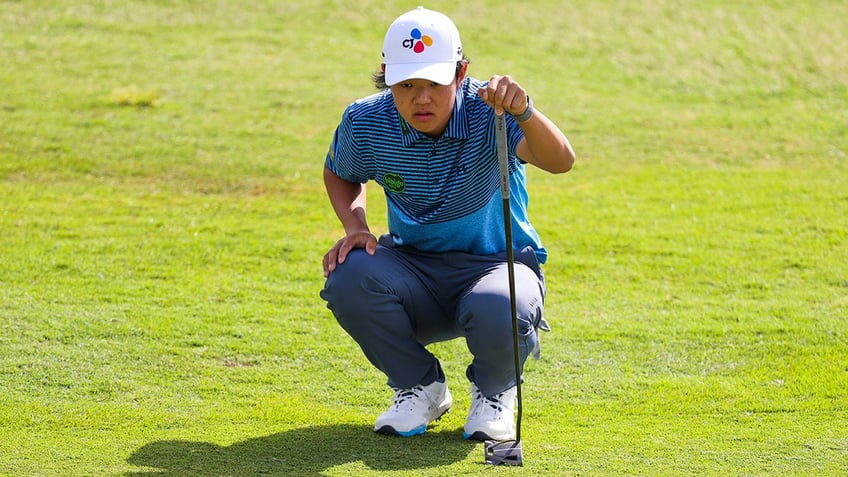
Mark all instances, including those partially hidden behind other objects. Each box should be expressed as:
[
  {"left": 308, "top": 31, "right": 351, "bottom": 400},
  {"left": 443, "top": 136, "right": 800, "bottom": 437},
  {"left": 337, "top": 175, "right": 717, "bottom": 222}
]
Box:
[{"left": 325, "top": 77, "right": 547, "bottom": 263}]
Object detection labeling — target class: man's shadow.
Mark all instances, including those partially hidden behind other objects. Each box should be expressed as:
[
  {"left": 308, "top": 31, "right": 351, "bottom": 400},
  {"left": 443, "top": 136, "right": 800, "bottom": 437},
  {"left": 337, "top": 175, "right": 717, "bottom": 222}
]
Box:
[{"left": 125, "top": 424, "right": 478, "bottom": 476}]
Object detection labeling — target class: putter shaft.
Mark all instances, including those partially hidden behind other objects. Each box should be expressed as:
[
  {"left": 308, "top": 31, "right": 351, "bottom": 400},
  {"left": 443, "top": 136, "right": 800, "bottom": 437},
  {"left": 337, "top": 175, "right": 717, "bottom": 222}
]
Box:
[{"left": 495, "top": 113, "right": 523, "bottom": 445}]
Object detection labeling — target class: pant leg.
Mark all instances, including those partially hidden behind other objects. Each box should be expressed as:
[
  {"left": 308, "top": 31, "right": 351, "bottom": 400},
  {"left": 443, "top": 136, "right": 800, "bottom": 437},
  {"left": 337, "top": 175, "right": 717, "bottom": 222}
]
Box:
[
  {"left": 320, "top": 245, "right": 454, "bottom": 389},
  {"left": 456, "top": 259, "right": 545, "bottom": 397}
]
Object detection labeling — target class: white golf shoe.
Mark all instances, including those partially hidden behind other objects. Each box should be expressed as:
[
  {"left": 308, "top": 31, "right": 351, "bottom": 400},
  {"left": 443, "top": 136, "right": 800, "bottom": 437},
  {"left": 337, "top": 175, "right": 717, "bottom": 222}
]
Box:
[
  {"left": 374, "top": 380, "right": 452, "bottom": 437},
  {"left": 463, "top": 383, "right": 516, "bottom": 441}
]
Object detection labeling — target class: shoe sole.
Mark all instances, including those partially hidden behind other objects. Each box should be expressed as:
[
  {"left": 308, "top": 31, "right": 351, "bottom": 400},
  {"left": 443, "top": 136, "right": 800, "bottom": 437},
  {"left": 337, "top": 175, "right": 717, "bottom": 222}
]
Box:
[
  {"left": 375, "top": 424, "right": 427, "bottom": 437},
  {"left": 463, "top": 430, "right": 516, "bottom": 442},
  {"left": 374, "top": 407, "right": 451, "bottom": 437}
]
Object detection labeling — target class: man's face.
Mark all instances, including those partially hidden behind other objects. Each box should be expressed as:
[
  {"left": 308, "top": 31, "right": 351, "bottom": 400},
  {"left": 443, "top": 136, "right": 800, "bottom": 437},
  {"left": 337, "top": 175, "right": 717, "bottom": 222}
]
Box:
[{"left": 389, "top": 75, "right": 461, "bottom": 138}]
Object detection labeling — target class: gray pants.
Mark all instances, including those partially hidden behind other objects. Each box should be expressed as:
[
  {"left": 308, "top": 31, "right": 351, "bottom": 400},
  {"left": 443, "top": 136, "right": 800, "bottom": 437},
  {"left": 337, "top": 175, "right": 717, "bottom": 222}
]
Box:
[{"left": 320, "top": 237, "right": 547, "bottom": 397}]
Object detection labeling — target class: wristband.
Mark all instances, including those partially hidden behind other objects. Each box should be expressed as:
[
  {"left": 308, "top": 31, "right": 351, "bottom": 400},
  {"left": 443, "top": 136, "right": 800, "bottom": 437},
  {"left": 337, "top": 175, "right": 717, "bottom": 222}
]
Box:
[{"left": 510, "top": 96, "right": 534, "bottom": 122}]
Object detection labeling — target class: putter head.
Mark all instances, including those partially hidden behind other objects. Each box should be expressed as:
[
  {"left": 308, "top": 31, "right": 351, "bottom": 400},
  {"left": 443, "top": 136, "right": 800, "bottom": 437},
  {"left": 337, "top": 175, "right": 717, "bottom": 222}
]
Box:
[{"left": 484, "top": 440, "right": 523, "bottom": 466}]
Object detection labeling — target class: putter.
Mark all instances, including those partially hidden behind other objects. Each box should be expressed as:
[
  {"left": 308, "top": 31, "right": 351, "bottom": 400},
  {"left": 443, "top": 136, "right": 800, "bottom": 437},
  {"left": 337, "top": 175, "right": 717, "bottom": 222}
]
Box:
[{"left": 484, "top": 113, "right": 524, "bottom": 466}]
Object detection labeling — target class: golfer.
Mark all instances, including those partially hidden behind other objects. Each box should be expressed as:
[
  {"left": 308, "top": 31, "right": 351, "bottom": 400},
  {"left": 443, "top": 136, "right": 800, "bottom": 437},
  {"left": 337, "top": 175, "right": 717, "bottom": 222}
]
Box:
[{"left": 320, "top": 6, "right": 575, "bottom": 441}]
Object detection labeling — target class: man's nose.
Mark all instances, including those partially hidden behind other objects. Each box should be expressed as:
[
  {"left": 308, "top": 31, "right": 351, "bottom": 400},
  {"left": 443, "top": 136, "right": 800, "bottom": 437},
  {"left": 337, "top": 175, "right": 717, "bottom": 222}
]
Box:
[{"left": 413, "top": 88, "right": 432, "bottom": 103}]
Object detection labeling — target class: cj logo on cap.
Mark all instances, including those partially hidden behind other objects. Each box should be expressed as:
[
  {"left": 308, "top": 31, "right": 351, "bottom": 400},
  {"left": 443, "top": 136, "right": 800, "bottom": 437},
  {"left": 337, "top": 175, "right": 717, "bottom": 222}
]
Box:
[{"left": 402, "top": 28, "right": 433, "bottom": 53}]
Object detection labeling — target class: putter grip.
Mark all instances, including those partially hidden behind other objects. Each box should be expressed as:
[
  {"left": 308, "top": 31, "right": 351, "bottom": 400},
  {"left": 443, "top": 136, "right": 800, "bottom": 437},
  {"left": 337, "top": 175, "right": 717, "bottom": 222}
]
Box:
[{"left": 495, "top": 114, "right": 509, "bottom": 200}]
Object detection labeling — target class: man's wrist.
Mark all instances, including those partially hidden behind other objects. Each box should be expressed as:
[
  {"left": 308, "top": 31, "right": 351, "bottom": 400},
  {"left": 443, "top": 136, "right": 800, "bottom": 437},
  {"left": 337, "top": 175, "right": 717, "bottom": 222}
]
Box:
[{"left": 510, "top": 96, "right": 534, "bottom": 122}]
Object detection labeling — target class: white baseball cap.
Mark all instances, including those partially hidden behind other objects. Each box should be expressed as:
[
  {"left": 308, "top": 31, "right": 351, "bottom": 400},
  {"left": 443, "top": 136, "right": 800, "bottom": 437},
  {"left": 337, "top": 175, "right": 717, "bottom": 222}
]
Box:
[{"left": 381, "top": 6, "right": 463, "bottom": 86}]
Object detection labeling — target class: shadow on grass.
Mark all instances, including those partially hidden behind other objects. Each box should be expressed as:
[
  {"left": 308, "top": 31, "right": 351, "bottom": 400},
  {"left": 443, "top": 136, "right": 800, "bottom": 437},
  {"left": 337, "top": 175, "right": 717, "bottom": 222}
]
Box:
[{"left": 125, "top": 424, "right": 478, "bottom": 476}]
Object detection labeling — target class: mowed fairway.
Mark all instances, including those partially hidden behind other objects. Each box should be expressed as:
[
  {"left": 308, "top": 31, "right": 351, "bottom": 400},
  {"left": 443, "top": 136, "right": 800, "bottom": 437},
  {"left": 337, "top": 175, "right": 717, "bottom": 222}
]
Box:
[{"left": 1, "top": 1, "right": 846, "bottom": 475}]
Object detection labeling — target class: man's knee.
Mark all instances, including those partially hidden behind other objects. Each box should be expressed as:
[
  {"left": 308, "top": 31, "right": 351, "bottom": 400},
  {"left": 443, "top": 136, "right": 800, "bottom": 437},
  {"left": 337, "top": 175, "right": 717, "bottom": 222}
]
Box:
[
  {"left": 322, "top": 248, "right": 378, "bottom": 297},
  {"left": 321, "top": 247, "right": 405, "bottom": 329}
]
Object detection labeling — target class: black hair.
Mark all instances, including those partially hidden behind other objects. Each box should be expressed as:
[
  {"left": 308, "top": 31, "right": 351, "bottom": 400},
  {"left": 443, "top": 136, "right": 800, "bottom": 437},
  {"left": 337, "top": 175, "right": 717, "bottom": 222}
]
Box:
[{"left": 371, "top": 56, "right": 470, "bottom": 90}]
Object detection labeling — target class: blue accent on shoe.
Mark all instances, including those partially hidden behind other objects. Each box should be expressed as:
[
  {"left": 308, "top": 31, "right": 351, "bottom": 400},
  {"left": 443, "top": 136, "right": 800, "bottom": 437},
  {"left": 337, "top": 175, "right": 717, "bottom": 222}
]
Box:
[
  {"left": 397, "top": 424, "right": 427, "bottom": 437},
  {"left": 376, "top": 424, "right": 428, "bottom": 437}
]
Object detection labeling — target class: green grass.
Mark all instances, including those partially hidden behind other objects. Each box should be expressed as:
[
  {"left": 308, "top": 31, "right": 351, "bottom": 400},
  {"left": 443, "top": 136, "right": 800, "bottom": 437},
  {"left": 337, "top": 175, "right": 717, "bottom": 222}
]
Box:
[{"left": 1, "top": 0, "right": 846, "bottom": 475}]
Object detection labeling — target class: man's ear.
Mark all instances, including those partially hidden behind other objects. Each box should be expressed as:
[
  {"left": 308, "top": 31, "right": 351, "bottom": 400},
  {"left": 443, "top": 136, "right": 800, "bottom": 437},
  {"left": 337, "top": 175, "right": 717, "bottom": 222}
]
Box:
[
  {"left": 456, "top": 61, "right": 468, "bottom": 83},
  {"left": 381, "top": 63, "right": 386, "bottom": 73}
]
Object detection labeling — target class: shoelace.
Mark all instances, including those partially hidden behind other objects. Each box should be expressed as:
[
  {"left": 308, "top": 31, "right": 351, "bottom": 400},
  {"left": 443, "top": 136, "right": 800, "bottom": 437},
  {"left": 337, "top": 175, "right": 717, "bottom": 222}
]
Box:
[
  {"left": 475, "top": 390, "right": 505, "bottom": 412},
  {"left": 392, "top": 385, "right": 424, "bottom": 408}
]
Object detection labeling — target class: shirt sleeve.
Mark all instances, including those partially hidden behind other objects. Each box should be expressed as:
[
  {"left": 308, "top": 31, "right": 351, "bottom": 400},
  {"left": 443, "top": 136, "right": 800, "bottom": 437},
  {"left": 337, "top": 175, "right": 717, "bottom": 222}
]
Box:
[{"left": 325, "top": 105, "right": 371, "bottom": 184}]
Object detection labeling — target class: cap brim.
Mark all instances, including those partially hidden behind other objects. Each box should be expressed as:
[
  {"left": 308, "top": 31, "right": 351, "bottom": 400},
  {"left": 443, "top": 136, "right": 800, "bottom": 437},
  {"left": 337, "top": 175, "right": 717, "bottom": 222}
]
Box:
[{"left": 385, "top": 62, "right": 456, "bottom": 86}]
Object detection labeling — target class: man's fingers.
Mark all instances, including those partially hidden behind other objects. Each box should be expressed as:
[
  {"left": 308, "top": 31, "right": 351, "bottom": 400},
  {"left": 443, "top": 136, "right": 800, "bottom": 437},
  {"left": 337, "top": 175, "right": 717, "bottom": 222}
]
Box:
[
  {"left": 323, "top": 239, "right": 345, "bottom": 277},
  {"left": 336, "top": 241, "right": 350, "bottom": 265},
  {"left": 479, "top": 75, "right": 525, "bottom": 116},
  {"left": 322, "top": 247, "right": 336, "bottom": 277},
  {"left": 491, "top": 79, "right": 505, "bottom": 115}
]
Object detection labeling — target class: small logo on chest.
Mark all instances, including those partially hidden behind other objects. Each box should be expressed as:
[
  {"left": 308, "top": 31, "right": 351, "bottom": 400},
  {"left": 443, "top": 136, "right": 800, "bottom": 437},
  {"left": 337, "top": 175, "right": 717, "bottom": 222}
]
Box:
[{"left": 383, "top": 173, "right": 406, "bottom": 193}]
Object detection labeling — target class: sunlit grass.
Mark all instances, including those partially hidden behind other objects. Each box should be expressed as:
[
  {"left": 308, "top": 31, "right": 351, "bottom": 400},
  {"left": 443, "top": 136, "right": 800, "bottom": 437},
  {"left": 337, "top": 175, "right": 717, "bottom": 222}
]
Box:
[{"left": 1, "top": 0, "right": 846, "bottom": 475}]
